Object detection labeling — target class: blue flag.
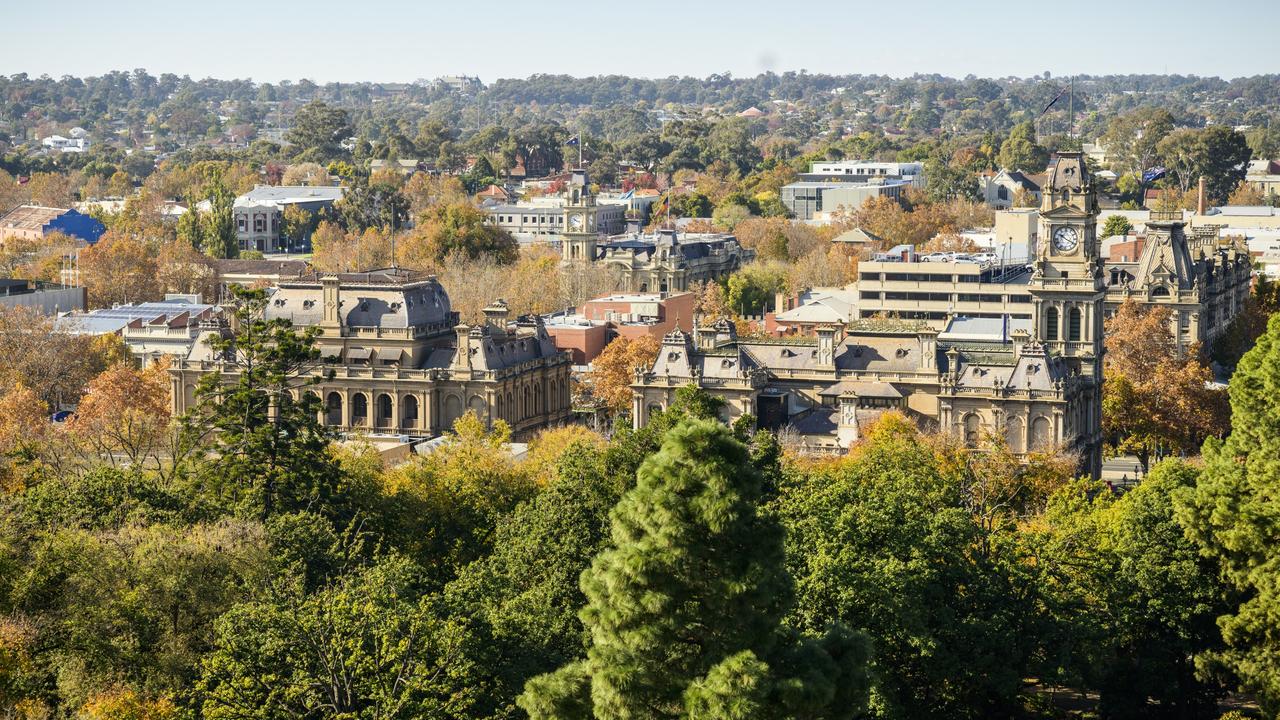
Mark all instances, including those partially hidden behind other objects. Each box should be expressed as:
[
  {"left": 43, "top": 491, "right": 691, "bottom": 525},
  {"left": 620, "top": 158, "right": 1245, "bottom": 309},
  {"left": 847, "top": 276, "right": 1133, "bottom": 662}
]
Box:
[
  {"left": 565, "top": 136, "right": 580, "bottom": 147},
  {"left": 1141, "top": 166, "right": 1167, "bottom": 184}
]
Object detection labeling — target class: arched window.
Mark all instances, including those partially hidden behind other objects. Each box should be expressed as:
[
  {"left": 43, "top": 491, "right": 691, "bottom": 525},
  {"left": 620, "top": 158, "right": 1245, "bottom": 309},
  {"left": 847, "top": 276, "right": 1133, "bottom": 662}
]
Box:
[
  {"left": 352, "top": 393, "right": 369, "bottom": 427},
  {"left": 963, "top": 413, "right": 981, "bottom": 447},
  {"left": 376, "top": 393, "right": 393, "bottom": 427},
  {"left": 1005, "top": 416, "right": 1025, "bottom": 453},
  {"left": 1031, "top": 416, "right": 1053, "bottom": 451},
  {"left": 1068, "top": 307, "right": 1082, "bottom": 341},
  {"left": 402, "top": 395, "right": 419, "bottom": 427},
  {"left": 1045, "top": 307, "right": 1059, "bottom": 341},
  {"left": 325, "top": 392, "right": 343, "bottom": 426}
]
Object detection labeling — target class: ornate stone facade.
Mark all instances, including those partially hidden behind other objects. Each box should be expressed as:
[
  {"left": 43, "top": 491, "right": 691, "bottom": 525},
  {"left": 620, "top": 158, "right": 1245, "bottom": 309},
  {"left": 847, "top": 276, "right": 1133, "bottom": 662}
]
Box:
[
  {"left": 560, "top": 169, "right": 751, "bottom": 292},
  {"left": 170, "top": 269, "right": 572, "bottom": 439},
  {"left": 1104, "top": 213, "right": 1251, "bottom": 352},
  {"left": 632, "top": 153, "right": 1114, "bottom": 475}
]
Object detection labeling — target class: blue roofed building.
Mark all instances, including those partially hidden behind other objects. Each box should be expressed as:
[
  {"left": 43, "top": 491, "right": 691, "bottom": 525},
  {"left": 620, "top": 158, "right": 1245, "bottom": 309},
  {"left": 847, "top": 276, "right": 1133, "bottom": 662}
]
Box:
[{"left": 0, "top": 205, "right": 106, "bottom": 245}]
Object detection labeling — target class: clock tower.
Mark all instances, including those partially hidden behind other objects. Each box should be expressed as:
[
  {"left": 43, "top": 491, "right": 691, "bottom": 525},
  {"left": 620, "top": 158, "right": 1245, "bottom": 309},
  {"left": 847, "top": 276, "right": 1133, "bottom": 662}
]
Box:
[
  {"left": 561, "top": 168, "right": 598, "bottom": 264},
  {"left": 1030, "top": 151, "right": 1104, "bottom": 474}
]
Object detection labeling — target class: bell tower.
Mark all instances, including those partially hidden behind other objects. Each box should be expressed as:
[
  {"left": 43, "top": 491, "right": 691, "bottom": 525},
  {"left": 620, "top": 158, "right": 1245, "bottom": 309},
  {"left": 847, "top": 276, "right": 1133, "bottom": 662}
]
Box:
[
  {"left": 561, "top": 168, "right": 597, "bottom": 264},
  {"left": 1030, "top": 151, "right": 1104, "bottom": 474},
  {"left": 1031, "top": 152, "right": 1104, "bottom": 362}
]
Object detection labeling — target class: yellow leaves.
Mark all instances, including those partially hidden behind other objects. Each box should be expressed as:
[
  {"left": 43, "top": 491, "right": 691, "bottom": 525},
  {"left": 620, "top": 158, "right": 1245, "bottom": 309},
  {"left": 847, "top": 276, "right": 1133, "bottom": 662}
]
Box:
[
  {"left": 0, "top": 383, "right": 49, "bottom": 457},
  {"left": 78, "top": 231, "right": 161, "bottom": 308},
  {"left": 590, "top": 335, "right": 660, "bottom": 415},
  {"left": 68, "top": 361, "right": 172, "bottom": 467},
  {"left": 524, "top": 425, "right": 607, "bottom": 486},
  {"left": 79, "top": 687, "right": 177, "bottom": 720}
]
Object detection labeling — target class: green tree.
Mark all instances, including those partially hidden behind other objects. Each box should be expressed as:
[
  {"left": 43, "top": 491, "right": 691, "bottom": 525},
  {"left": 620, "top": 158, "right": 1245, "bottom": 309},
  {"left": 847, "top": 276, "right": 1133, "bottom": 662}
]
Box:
[
  {"left": 183, "top": 286, "right": 341, "bottom": 521},
  {"left": 286, "top": 101, "right": 353, "bottom": 162},
  {"left": 1156, "top": 126, "right": 1252, "bottom": 203},
  {"left": 726, "top": 263, "right": 787, "bottom": 315},
  {"left": 198, "top": 555, "right": 485, "bottom": 719},
  {"left": 444, "top": 440, "right": 620, "bottom": 717},
  {"left": 1101, "top": 214, "right": 1133, "bottom": 238},
  {"left": 777, "top": 415, "right": 1040, "bottom": 719},
  {"left": 337, "top": 175, "right": 410, "bottom": 233},
  {"left": 1034, "top": 463, "right": 1232, "bottom": 718},
  {"left": 519, "top": 420, "right": 869, "bottom": 720},
  {"left": 1102, "top": 108, "right": 1174, "bottom": 177},
  {"left": 201, "top": 173, "right": 238, "bottom": 259},
  {"left": 1177, "top": 312, "right": 1280, "bottom": 714},
  {"left": 996, "top": 121, "right": 1049, "bottom": 172}
]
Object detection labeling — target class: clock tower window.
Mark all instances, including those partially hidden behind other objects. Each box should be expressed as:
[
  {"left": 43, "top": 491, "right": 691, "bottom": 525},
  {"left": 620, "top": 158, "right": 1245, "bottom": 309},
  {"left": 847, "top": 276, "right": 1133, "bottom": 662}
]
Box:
[
  {"left": 1068, "top": 308, "right": 1082, "bottom": 341},
  {"left": 1045, "top": 307, "right": 1059, "bottom": 341}
]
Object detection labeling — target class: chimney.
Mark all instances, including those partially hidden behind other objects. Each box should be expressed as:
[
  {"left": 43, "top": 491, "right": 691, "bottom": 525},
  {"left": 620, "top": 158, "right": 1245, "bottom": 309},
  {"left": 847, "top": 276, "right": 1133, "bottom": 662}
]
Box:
[
  {"left": 452, "top": 324, "right": 472, "bottom": 370},
  {"left": 482, "top": 298, "right": 510, "bottom": 331},
  {"left": 815, "top": 325, "right": 837, "bottom": 368},
  {"left": 1197, "top": 177, "right": 1207, "bottom": 216},
  {"left": 320, "top": 275, "right": 341, "bottom": 329}
]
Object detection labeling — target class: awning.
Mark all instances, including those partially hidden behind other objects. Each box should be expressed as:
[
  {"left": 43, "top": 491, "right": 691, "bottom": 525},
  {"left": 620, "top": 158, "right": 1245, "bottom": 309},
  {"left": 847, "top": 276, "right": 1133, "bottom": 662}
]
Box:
[{"left": 345, "top": 347, "right": 372, "bottom": 361}]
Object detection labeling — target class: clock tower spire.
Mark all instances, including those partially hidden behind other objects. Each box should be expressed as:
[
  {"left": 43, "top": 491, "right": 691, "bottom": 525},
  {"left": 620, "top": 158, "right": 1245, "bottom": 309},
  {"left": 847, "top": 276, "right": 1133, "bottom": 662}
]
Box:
[
  {"left": 1029, "top": 151, "right": 1105, "bottom": 475},
  {"left": 561, "top": 168, "right": 597, "bottom": 264}
]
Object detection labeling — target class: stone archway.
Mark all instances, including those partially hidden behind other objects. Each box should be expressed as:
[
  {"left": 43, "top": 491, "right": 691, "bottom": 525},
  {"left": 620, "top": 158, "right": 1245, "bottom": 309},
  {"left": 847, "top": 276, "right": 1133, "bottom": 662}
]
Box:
[
  {"left": 375, "top": 393, "right": 393, "bottom": 429},
  {"left": 351, "top": 393, "right": 369, "bottom": 427},
  {"left": 325, "top": 392, "right": 343, "bottom": 426}
]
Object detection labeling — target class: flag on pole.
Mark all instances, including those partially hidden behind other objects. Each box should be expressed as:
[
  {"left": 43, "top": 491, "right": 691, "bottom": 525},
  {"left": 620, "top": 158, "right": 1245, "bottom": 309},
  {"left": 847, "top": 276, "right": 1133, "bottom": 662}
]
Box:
[
  {"left": 1037, "top": 86, "right": 1068, "bottom": 119},
  {"left": 1141, "top": 166, "right": 1168, "bottom": 184},
  {"left": 565, "top": 136, "right": 580, "bottom": 147}
]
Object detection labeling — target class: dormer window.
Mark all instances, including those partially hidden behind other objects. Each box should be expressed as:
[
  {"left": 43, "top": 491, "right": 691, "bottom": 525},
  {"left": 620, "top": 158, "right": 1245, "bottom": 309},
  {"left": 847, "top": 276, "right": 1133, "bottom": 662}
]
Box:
[{"left": 895, "top": 348, "right": 910, "bottom": 358}]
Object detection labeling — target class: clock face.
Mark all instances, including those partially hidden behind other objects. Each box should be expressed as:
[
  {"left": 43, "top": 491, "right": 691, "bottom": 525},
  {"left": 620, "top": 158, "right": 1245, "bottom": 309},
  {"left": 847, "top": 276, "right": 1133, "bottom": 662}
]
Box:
[
  {"left": 568, "top": 213, "right": 583, "bottom": 230},
  {"left": 1052, "top": 226, "right": 1079, "bottom": 252}
]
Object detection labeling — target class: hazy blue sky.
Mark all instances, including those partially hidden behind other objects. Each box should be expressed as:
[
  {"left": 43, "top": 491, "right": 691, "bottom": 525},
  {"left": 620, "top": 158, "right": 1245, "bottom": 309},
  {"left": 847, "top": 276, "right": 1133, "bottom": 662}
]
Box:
[{"left": 3, "top": 0, "right": 1276, "bottom": 83}]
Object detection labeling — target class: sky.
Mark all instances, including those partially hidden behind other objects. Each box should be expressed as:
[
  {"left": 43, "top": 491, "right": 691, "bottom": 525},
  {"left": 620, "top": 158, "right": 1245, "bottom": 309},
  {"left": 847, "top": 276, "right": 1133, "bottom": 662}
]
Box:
[{"left": 3, "top": 0, "right": 1277, "bottom": 84}]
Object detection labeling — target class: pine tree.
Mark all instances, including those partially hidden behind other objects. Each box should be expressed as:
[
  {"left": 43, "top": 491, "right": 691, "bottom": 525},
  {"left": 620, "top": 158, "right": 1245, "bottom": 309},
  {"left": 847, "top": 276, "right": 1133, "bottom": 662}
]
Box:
[
  {"left": 518, "top": 419, "right": 869, "bottom": 720},
  {"left": 1177, "top": 311, "right": 1280, "bottom": 713},
  {"left": 184, "top": 286, "right": 339, "bottom": 521}
]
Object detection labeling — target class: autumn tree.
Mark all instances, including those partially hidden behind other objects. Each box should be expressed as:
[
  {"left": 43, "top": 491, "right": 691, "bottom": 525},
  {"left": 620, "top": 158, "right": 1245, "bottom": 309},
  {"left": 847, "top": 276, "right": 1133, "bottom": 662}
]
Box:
[
  {"left": 0, "top": 307, "right": 115, "bottom": 410},
  {"left": 1102, "top": 300, "right": 1228, "bottom": 472},
  {"left": 589, "top": 335, "right": 659, "bottom": 415},
  {"left": 156, "top": 240, "right": 218, "bottom": 300},
  {"left": 77, "top": 232, "right": 161, "bottom": 308},
  {"left": 280, "top": 162, "right": 329, "bottom": 187},
  {"left": 401, "top": 202, "right": 518, "bottom": 266},
  {"left": 69, "top": 361, "right": 172, "bottom": 471}
]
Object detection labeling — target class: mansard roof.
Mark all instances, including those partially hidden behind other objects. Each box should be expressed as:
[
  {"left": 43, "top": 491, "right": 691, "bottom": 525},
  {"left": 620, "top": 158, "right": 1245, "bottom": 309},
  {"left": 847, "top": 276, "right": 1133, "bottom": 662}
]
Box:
[{"left": 1132, "top": 220, "right": 1198, "bottom": 293}]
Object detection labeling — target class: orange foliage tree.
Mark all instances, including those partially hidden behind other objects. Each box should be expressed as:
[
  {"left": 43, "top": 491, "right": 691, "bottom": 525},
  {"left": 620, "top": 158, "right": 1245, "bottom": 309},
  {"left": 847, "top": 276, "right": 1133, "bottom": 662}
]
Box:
[
  {"left": 589, "top": 335, "right": 660, "bottom": 414},
  {"left": 70, "top": 360, "right": 173, "bottom": 470},
  {"left": 1102, "top": 300, "right": 1228, "bottom": 471}
]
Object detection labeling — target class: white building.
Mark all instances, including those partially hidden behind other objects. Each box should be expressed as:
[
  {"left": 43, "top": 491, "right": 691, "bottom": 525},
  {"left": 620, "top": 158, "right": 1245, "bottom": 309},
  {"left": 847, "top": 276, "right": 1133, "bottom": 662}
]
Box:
[
  {"left": 801, "top": 160, "right": 925, "bottom": 188},
  {"left": 41, "top": 132, "right": 90, "bottom": 153},
  {"left": 229, "top": 185, "right": 345, "bottom": 253}
]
